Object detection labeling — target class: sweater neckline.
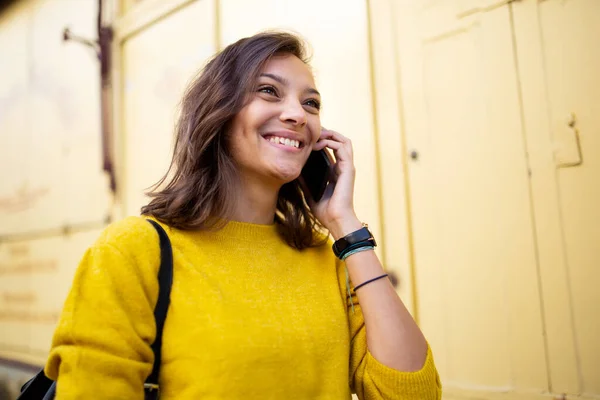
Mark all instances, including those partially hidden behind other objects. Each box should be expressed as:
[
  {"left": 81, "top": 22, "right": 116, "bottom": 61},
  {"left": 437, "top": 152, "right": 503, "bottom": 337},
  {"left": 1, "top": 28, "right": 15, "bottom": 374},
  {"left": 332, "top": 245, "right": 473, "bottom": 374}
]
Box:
[{"left": 205, "top": 220, "right": 281, "bottom": 244}]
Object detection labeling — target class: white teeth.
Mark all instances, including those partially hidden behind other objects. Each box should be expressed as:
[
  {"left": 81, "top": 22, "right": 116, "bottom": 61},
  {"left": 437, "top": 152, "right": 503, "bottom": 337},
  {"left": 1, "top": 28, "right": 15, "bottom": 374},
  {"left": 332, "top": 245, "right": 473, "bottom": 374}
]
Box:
[{"left": 267, "top": 136, "right": 300, "bottom": 148}]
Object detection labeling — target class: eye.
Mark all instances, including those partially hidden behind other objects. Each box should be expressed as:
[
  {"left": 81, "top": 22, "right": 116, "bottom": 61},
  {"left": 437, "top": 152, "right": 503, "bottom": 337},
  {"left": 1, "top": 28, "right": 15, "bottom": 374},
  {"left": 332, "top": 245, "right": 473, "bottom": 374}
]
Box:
[
  {"left": 258, "top": 85, "right": 278, "bottom": 96},
  {"left": 304, "top": 99, "right": 321, "bottom": 110}
]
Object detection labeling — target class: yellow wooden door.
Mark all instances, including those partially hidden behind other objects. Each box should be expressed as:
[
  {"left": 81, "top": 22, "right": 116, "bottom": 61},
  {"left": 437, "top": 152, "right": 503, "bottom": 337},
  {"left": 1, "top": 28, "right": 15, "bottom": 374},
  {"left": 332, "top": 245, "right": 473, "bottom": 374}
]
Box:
[
  {"left": 537, "top": 2, "right": 600, "bottom": 393},
  {"left": 390, "top": 1, "right": 548, "bottom": 397},
  {"left": 513, "top": 0, "right": 600, "bottom": 396}
]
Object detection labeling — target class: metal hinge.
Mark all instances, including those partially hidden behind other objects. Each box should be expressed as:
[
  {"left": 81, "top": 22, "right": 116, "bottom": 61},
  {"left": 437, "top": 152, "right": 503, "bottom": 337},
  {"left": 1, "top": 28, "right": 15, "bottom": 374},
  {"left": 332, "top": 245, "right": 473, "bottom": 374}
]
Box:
[{"left": 555, "top": 112, "right": 584, "bottom": 168}]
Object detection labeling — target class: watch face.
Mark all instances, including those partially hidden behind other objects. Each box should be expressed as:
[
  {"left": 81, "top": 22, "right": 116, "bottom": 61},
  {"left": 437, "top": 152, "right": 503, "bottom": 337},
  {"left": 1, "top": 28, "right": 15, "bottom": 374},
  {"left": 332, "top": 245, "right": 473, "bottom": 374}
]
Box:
[
  {"left": 352, "top": 228, "right": 370, "bottom": 243},
  {"left": 333, "top": 227, "right": 376, "bottom": 258}
]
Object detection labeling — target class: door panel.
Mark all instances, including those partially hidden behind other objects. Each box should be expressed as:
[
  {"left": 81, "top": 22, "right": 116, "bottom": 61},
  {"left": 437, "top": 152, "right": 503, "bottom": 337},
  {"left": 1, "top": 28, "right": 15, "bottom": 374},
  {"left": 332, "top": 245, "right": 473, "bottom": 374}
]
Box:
[
  {"left": 536, "top": 0, "right": 600, "bottom": 394},
  {"left": 513, "top": 0, "right": 600, "bottom": 395},
  {"left": 392, "top": 1, "right": 547, "bottom": 392},
  {"left": 0, "top": 0, "right": 110, "bottom": 235}
]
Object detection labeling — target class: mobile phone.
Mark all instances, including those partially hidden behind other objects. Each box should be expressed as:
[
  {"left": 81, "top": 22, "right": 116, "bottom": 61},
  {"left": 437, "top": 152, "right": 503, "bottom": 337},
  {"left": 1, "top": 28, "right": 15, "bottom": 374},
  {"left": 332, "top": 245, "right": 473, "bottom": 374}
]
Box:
[{"left": 300, "top": 150, "right": 332, "bottom": 202}]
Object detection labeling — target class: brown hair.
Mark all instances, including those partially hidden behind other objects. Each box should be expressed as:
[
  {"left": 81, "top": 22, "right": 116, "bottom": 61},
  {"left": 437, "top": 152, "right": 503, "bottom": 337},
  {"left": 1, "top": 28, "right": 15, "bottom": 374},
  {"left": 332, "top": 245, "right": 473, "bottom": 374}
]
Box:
[{"left": 141, "top": 31, "right": 327, "bottom": 249}]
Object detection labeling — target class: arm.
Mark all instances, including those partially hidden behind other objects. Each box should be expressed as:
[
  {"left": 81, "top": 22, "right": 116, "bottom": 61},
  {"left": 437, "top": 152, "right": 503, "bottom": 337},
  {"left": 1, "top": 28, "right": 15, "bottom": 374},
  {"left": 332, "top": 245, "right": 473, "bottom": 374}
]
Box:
[
  {"left": 330, "top": 217, "right": 428, "bottom": 372},
  {"left": 44, "top": 218, "right": 160, "bottom": 399},
  {"left": 313, "top": 129, "right": 441, "bottom": 399},
  {"left": 337, "top": 257, "right": 440, "bottom": 400}
]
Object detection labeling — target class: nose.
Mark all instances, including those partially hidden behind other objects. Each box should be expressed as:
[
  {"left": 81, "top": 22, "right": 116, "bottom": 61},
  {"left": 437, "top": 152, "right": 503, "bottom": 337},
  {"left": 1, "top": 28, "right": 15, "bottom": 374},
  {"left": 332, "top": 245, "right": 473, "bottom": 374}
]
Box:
[{"left": 279, "top": 98, "right": 307, "bottom": 127}]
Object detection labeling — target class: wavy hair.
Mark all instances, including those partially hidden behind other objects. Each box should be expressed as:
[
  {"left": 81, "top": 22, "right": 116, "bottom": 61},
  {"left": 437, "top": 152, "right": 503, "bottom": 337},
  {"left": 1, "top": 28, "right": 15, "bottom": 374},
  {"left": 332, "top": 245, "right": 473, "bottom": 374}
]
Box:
[{"left": 141, "top": 31, "right": 327, "bottom": 249}]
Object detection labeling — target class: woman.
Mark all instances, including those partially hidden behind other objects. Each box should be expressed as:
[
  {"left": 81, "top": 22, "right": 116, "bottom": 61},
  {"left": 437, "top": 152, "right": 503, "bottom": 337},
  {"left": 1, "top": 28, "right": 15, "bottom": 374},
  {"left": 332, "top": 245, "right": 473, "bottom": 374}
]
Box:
[{"left": 45, "top": 31, "right": 441, "bottom": 399}]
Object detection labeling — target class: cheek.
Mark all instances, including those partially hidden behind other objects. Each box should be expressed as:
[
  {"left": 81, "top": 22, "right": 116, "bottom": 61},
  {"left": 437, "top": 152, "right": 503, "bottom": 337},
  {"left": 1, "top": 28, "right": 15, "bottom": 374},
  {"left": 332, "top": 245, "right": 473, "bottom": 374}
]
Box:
[
  {"left": 241, "top": 99, "right": 275, "bottom": 131},
  {"left": 308, "top": 118, "right": 321, "bottom": 146},
  {"left": 231, "top": 100, "right": 260, "bottom": 128}
]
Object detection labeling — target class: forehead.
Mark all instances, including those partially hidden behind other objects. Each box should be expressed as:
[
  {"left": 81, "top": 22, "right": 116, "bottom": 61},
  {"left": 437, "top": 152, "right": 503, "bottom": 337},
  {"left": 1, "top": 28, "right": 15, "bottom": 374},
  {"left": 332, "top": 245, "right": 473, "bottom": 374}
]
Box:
[{"left": 260, "top": 54, "right": 316, "bottom": 88}]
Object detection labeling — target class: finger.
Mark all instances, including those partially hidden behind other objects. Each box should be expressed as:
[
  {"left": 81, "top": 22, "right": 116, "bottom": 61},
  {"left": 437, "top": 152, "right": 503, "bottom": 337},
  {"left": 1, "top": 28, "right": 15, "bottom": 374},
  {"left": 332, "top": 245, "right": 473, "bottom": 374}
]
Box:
[
  {"left": 328, "top": 164, "right": 339, "bottom": 183},
  {"left": 314, "top": 140, "right": 345, "bottom": 162},
  {"left": 319, "top": 129, "right": 335, "bottom": 140},
  {"left": 334, "top": 162, "right": 343, "bottom": 177},
  {"left": 313, "top": 139, "right": 343, "bottom": 151},
  {"left": 320, "top": 129, "right": 350, "bottom": 144},
  {"left": 316, "top": 132, "right": 353, "bottom": 159},
  {"left": 314, "top": 139, "right": 352, "bottom": 163}
]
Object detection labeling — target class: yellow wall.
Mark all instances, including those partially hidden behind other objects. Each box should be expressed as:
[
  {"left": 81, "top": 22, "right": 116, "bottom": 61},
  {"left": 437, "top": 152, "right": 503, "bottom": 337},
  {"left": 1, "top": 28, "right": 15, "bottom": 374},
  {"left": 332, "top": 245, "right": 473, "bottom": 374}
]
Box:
[
  {"left": 0, "top": 0, "right": 111, "bottom": 366},
  {"left": 0, "top": 0, "right": 598, "bottom": 399}
]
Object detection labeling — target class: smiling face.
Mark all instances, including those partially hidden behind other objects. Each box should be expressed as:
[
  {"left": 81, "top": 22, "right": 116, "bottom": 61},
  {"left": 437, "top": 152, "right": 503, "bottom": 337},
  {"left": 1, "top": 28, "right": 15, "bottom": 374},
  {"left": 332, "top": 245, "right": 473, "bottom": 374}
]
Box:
[{"left": 228, "top": 54, "right": 321, "bottom": 186}]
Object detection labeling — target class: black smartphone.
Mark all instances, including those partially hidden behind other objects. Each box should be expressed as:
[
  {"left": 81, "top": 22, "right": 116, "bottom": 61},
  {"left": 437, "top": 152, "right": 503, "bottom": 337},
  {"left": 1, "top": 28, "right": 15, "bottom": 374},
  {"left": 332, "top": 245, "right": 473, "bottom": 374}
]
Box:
[{"left": 300, "top": 150, "right": 332, "bottom": 202}]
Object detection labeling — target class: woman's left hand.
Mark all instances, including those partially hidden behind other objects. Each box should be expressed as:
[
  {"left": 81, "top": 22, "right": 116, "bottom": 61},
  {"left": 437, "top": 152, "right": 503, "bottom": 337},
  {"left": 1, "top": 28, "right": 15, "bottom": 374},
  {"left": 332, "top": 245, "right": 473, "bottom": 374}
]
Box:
[{"left": 307, "top": 128, "right": 363, "bottom": 240}]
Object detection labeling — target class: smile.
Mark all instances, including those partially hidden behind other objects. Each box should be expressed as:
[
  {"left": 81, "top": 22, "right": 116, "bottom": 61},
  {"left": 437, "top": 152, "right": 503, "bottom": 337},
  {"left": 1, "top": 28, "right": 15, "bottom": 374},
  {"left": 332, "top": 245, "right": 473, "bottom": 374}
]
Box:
[{"left": 264, "top": 135, "right": 301, "bottom": 149}]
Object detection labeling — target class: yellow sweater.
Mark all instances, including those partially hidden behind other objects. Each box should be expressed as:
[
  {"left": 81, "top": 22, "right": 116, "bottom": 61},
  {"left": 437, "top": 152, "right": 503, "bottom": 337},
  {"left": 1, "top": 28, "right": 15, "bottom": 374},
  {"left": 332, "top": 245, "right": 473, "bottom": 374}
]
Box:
[{"left": 45, "top": 216, "right": 441, "bottom": 399}]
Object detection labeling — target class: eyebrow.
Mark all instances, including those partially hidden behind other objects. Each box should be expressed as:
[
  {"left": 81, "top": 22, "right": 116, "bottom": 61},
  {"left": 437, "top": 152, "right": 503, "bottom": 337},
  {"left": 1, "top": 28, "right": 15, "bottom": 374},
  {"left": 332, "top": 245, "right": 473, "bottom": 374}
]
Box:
[{"left": 259, "top": 73, "right": 321, "bottom": 97}]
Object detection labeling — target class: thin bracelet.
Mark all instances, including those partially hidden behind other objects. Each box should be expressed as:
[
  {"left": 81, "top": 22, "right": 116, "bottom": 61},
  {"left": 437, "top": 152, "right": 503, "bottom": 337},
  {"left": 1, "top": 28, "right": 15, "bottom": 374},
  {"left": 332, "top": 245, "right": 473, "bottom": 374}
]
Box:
[
  {"left": 353, "top": 273, "right": 388, "bottom": 291},
  {"left": 341, "top": 245, "right": 374, "bottom": 261},
  {"left": 339, "top": 242, "right": 374, "bottom": 260}
]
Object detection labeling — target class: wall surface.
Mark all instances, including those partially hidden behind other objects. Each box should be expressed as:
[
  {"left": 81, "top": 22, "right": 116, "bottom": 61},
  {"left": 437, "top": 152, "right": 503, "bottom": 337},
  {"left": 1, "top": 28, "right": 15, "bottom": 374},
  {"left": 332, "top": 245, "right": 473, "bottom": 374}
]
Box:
[{"left": 1, "top": 0, "right": 598, "bottom": 399}]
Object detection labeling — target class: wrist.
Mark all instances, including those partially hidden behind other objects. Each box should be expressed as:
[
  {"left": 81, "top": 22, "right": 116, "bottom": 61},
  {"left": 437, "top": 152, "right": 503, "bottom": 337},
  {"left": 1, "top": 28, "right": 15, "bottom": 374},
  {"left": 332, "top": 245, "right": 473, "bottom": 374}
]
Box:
[{"left": 328, "top": 214, "right": 363, "bottom": 240}]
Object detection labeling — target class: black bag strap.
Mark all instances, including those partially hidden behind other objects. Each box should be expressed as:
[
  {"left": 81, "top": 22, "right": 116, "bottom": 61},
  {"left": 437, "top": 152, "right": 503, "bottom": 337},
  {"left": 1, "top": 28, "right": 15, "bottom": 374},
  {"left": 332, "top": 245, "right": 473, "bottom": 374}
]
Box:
[{"left": 145, "top": 219, "right": 173, "bottom": 396}]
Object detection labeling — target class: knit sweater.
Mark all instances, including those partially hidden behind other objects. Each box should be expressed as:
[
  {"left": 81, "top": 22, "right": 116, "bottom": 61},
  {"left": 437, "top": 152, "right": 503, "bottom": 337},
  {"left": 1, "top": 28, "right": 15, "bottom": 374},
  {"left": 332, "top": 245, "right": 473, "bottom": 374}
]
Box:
[{"left": 45, "top": 216, "right": 441, "bottom": 399}]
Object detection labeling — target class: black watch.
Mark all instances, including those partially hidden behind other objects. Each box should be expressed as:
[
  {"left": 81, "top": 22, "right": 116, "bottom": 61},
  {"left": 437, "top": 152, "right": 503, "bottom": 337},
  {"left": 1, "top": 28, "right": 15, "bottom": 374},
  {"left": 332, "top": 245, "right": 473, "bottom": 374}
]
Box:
[{"left": 332, "top": 226, "right": 377, "bottom": 258}]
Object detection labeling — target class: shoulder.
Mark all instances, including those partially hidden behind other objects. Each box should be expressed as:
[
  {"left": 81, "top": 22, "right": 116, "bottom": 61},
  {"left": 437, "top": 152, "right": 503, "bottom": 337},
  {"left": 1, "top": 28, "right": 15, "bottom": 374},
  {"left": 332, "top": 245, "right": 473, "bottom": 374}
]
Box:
[
  {"left": 90, "top": 216, "right": 164, "bottom": 268},
  {"left": 95, "top": 216, "right": 158, "bottom": 248}
]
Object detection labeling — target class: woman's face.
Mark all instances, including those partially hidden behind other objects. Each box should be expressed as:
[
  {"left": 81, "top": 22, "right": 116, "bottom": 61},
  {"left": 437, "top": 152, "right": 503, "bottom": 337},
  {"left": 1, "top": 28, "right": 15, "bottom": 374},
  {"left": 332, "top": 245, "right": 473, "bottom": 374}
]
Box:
[{"left": 228, "top": 54, "right": 321, "bottom": 186}]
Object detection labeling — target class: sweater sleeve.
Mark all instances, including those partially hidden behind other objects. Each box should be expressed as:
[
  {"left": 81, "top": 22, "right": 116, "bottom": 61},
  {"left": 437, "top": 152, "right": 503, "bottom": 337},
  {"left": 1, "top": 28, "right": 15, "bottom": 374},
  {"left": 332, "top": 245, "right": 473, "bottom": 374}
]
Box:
[
  {"left": 44, "top": 217, "right": 161, "bottom": 400},
  {"left": 336, "top": 259, "right": 442, "bottom": 400}
]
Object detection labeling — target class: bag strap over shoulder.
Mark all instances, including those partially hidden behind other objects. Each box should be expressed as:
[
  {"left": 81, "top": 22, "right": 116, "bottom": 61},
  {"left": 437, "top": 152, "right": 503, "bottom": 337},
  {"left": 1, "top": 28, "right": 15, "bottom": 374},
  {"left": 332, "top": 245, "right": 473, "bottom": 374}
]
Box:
[
  {"left": 18, "top": 219, "right": 174, "bottom": 400},
  {"left": 145, "top": 219, "right": 173, "bottom": 398}
]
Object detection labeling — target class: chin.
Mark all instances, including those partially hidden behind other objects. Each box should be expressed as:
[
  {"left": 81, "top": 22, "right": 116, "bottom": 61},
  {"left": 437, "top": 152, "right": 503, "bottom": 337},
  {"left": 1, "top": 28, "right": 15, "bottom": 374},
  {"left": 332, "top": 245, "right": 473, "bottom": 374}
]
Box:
[{"left": 272, "top": 165, "right": 302, "bottom": 184}]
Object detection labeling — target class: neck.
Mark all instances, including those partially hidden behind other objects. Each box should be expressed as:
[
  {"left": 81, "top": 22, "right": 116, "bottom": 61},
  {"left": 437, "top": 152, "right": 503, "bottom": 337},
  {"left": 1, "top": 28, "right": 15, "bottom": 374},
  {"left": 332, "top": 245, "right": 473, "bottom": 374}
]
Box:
[{"left": 230, "top": 174, "right": 280, "bottom": 225}]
